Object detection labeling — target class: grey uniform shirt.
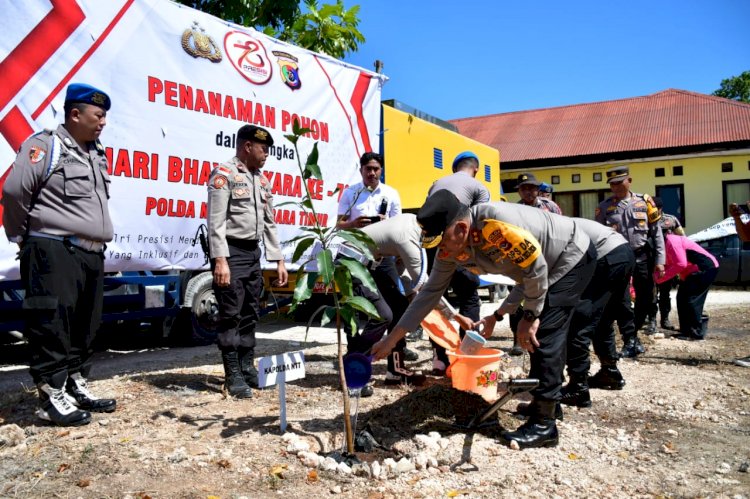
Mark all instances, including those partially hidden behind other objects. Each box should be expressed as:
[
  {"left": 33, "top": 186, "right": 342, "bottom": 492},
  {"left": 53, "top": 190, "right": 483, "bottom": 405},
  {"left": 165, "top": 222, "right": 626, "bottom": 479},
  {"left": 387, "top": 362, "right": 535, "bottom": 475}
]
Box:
[
  {"left": 207, "top": 156, "right": 282, "bottom": 260},
  {"left": 595, "top": 192, "right": 665, "bottom": 265},
  {"left": 396, "top": 202, "right": 591, "bottom": 331},
  {"left": 427, "top": 171, "right": 490, "bottom": 207},
  {"left": 575, "top": 217, "right": 628, "bottom": 259},
  {"left": 358, "top": 214, "right": 426, "bottom": 295},
  {"left": 2, "top": 125, "right": 113, "bottom": 242},
  {"left": 518, "top": 197, "right": 562, "bottom": 214}
]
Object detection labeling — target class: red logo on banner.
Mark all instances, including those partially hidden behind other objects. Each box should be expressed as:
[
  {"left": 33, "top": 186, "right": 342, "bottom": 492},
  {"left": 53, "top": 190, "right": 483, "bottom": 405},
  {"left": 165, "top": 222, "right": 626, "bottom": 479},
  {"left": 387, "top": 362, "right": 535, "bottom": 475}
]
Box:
[{"left": 224, "top": 31, "right": 272, "bottom": 85}]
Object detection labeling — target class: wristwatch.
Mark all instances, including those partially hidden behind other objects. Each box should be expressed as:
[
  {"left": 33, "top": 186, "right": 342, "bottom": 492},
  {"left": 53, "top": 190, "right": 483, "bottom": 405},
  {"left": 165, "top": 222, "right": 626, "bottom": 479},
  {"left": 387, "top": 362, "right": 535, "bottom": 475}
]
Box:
[
  {"left": 493, "top": 310, "right": 503, "bottom": 322},
  {"left": 522, "top": 310, "right": 538, "bottom": 322}
]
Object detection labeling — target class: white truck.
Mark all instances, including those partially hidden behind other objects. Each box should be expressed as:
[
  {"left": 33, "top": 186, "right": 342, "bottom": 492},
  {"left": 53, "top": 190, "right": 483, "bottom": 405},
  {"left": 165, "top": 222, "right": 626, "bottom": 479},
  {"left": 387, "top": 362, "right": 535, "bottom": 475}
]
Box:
[{"left": 0, "top": 0, "right": 385, "bottom": 344}]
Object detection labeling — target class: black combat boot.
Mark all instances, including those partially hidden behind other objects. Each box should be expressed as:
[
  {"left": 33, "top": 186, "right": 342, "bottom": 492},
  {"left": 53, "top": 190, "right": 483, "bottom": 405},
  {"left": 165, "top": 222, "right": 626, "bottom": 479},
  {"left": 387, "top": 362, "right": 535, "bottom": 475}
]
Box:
[
  {"left": 502, "top": 400, "right": 559, "bottom": 449},
  {"left": 66, "top": 373, "right": 117, "bottom": 412},
  {"left": 221, "top": 350, "right": 253, "bottom": 398},
  {"left": 509, "top": 329, "right": 524, "bottom": 356},
  {"left": 619, "top": 335, "right": 644, "bottom": 358},
  {"left": 386, "top": 350, "right": 426, "bottom": 386},
  {"left": 37, "top": 380, "right": 92, "bottom": 427},
  {"left": 560, "top": 375, "right": 591, "bottom": 408},
  {"left": 660, "top": 318, "right": 675, "bottom": 330},
  {"left": 238, "top": 347, "right": 259, "bottom": 388},
  {"left": 515, "top": 400, "right": 563, "bottom": 420},
  {"left": 644, "top": 316, "right": 657, "bottom": 335},
  {"left": 588, "top": 360, "right": 626, "bottom": 390}
]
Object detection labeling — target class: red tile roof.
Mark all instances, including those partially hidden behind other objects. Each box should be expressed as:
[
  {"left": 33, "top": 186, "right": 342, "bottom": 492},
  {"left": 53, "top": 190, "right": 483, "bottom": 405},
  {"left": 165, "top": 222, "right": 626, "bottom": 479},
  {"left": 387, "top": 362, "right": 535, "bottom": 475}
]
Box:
[{"left": 450, "top": 89, "right": 750, "bottom": 163}]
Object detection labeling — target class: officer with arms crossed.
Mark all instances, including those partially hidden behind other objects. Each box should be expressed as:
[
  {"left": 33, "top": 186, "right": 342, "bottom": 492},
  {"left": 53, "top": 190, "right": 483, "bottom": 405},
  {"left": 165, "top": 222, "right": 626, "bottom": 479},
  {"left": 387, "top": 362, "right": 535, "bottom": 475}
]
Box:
[
  {"left": 426, "top": 151, "right": 490, "bottom": 375},
  {"left": 595, "top": 165, "right": 665, "bottom": 358},
  {"left": 371, "top": 191, "right": 597, "bottom": 449},
  {"left": 2, "top": 83, "right": 117, "bottom": 426},
  {"left": 207, "top": 125, "right": 288, "bottom": 399}
]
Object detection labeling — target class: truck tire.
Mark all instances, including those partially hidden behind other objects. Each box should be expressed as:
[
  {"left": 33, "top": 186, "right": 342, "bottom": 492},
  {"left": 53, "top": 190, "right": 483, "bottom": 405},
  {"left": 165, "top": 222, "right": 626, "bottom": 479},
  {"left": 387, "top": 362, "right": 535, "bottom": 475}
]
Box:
[{"left": 189, "top": 276, "right": 220, "bottom": 345}]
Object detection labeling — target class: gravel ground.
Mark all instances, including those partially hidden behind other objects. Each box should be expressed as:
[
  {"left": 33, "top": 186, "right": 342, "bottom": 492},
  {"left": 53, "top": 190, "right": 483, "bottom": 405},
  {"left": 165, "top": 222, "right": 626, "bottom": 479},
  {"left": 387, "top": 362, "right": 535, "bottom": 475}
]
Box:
[{"left": 0, "top": 288, "right": 748, "bottom": 498}]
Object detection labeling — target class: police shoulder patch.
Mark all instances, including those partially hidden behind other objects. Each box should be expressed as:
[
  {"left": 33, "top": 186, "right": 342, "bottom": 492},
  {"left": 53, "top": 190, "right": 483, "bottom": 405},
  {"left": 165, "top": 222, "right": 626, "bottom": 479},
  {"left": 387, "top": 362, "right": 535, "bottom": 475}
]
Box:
[
  {"left": 29, "top": 146, "right": 46, "bottom": 164},
  {"left": 213, "top": 175, "right": 228, "bottom": 188}
]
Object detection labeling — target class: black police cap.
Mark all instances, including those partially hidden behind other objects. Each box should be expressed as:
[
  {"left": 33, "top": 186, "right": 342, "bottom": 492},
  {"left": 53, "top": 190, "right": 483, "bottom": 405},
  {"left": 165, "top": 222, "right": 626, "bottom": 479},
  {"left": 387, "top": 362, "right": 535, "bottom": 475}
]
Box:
[
  {"left": 417, "top": 190, "right": 467, "bottom": 249},
  {"left": 237, "top": 124, "right": 274, "bottom": 146},
  {"left": 516, "top": 172, "right": 541, "bottom": 188}
]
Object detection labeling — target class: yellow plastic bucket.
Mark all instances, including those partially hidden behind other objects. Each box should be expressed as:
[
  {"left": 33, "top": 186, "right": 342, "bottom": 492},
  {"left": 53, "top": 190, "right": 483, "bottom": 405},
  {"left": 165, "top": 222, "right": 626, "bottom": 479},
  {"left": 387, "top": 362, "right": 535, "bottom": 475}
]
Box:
[{"left": 447, "top": 348, "right": 503, "bottom": 401}]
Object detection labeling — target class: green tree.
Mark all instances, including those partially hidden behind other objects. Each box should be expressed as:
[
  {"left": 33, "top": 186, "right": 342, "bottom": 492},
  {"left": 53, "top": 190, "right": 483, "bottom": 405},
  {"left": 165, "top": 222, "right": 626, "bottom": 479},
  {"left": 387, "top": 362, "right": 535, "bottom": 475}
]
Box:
[
  {"left": 176, "top": 0, "right": 364, "bottom": 59},
  {"left": 282, "top": 120, "right": 380, "bottom": 454},
  {"left": 712, "top": 71, "right": 750, "bottom": 103}
]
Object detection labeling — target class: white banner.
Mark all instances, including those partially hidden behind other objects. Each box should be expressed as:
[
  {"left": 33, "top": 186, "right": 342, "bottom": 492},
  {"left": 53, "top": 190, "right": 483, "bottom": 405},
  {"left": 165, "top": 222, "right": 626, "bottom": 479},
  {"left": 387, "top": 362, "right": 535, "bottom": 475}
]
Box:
[{"left": 0, "top": 0, "right": 385, "bottom": 280}]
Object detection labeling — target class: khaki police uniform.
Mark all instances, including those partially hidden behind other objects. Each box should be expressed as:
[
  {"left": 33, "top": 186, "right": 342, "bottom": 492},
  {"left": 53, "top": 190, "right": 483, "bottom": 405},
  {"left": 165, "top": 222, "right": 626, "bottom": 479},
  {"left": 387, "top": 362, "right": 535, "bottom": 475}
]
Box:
[
  {"left": 427, "top": 171, "right": 490, "bottom": 363},
  {"left": 1, "top": 124, "right": 112, "bottom": 389},
  {"left": 567, "top": 219, "right": 634, "bottom": 379},
  {"left": 401, "top": 201, "right": 597, "bottom": 403},
  {"left": 338, "top": 214, "right": 426, "bottom": 356},
  {"left": 207, "top": 155, "right": 282, "bottom": 350},
  {"left": 596, "top": 190, "right": 665, "bottom": 341}
]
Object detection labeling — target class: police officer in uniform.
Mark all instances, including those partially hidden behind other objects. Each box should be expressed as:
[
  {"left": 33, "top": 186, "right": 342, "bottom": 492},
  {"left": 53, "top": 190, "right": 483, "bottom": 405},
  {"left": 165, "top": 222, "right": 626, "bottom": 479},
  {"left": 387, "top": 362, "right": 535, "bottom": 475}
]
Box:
[
  {"left": 2, "top": 83, "right": 117, "bottom": 426},
  {"left": 595, "top": 165, "right": 665, "bottom": 358},
  {"left": 653, "top": 197, "right": 684, "bottom": 330},
  {"left": 371, "top": 191, "right": 597, "bottom": 449},
  {"left": 207, "top": 124, "right": 288, "bottom": 398},
  {"left": 426, "top": 151, "right": 490, "bottom": 375},
  {"left": 338, "top": 213, "right": 429, "bottom": 395},
  {"left": 538, "top": 182, "right": 554, "bottom": 200}
]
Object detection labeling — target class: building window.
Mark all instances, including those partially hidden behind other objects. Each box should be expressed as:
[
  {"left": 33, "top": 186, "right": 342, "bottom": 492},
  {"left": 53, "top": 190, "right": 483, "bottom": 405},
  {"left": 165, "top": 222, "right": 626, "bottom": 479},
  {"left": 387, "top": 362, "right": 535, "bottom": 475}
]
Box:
[
  {"left": 722, "top": 162, "right": 733, "bottom": 173},
  {"left": 673, "top": 165, "right": 683, "bottom": 176},
  {"left": 655, "top": 184, "right": 685, "bottom": 226},
  {"left": 593, "top": 172, "right": 602, "bottom": 182},
  {"left": 555, "top": 189, "right": 610, "bottom": 219},
  {"left": 655, "top": 167, "right": 665, "bottom": 177},
  {"left": 433, "top": 148, "right": 443, "bottom": 169},
  {"left": 551, "top": 175, "right": 560, "bottom": 185},
  {"left": 723, "top": 180, "right": 750, "bottom": 217},
  {"left": 572, "top": 174, "right": 581, "bottom": 183},
  {"left": 484, "top": 165, "right": 491, "bottom": 182}
]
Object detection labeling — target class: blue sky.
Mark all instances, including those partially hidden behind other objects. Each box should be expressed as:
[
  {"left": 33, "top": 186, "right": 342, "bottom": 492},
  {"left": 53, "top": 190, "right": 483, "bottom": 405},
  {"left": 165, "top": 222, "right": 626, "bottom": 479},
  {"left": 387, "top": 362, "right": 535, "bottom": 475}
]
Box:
[{"left": 344, "top": 0, "right": 750, "bottom": 120}]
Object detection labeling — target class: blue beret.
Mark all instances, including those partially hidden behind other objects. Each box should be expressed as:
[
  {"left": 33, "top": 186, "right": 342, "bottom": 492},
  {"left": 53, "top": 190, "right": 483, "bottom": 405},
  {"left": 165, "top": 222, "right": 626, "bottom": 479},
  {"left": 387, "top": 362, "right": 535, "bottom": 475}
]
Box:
[
  {"left": 452, "top": 151, "right": 478, "bottom": 170},
  {"left": 539, "top": 182, "right": 553, "bottom": 193},
  {"left": 65, "top": 83, "right": 111, "bottom": 110}
]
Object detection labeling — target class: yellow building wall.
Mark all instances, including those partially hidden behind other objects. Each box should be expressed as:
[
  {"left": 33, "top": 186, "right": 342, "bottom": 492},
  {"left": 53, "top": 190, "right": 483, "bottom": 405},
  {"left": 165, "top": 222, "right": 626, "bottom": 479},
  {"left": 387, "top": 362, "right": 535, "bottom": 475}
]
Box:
[
  {"left": 500, "top": 152, "right": 750, "bottom": 235},
  {"left": 383, "top": 105, "right": 501, "bottom": 210}
]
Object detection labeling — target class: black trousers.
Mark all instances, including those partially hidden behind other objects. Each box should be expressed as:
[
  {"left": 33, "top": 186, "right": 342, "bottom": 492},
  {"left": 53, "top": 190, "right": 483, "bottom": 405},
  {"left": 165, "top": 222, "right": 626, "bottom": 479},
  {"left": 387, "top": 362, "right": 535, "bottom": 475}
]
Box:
[
  {"left": 657, "top": 279, "right": 676, "bottom": 321},
  {"left": 431, "top": 266, "right": 481, "bottom": 364},
  {"left": 530, "top": 243, "right": 597, "bottom": 402},
  {"left": 346, "top": 259, "right": 407, "bottom": 355},
  {"left": 21, "top": 237, "right": 105, "bottom": 388},
  {"left": 567, "top": 244, "right": 635, "bottom": 377},
  {"left": 676, "top": 267, "right": 717, "bottom": 339},
  {"left": 631, "top": 257, "right": 655, "bottom": 334},
  {"left": 212, "top": 242, "right": 263, "bottom": 350}
]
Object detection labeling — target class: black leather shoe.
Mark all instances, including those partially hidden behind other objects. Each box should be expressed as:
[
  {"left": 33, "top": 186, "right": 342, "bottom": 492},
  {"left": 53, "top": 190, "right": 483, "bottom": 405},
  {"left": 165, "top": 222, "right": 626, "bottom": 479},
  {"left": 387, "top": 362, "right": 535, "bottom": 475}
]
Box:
[
  {"left": 66, "top": 374, "right": 117, "bottom": 413},
  {"left": 588, "top": 366, "right": 625, "bottom": 390},
  {"left": 242, "top": 365, "right": 259, "bottom": 389},
  {"left": 675, "top": 334, "right": 702, "bottom": 341},
  {"left": 660, "top": 319, "right": 675, "bottom": 330},
  {"left": 501, "top": 419, "right": 559, "bottom": 449},
  {"left": 348, "top": 384, "right": 374, "bottom": 397},
  {"left": 508, "top": 345, "right": 524, "bottom": 356},
  {"left": 644, "top": 318, "right": 657, "bottom": 335},
  {"left": 515, "top": 401, "right": 563, "bottom": 420},
  {"left": 403, "top": 347, "right": 419, "bottom": 362},
  {"left": 560, "top": 380, "right": 591, "bottom": 408},
  {"left": 619, "top": 337, "right": 643, "bottom": 358}
]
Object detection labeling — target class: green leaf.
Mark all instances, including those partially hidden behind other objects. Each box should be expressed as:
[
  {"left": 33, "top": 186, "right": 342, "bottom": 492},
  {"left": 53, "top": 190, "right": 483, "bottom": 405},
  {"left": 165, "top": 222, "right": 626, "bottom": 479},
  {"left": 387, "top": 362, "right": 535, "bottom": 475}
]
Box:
[
  {"left": 284, "top": 134, "right": 299, "bottom": 144},
  {"left": 339, "top": 306, "right": 359, "bottom": 336},
  {"left": 333, "top": 265, "right": 353, "bottom": 298},
  {"left": 317, "top": 248, "right": 334, "bottom": 285},
  {"left": 305, "top": 163, "right": 323, "bottom": 181},
  {"left": 320, "top": 306, "right": 337, "bottom": 327},
  {"left": 292, "top": 270, "right": 318, "bottom": 304},
  {"left": 292, "top": 237, "right": 317, "bottom": 263},
  {"left": 275, "top": 200, "right": 303, "bottom": 209},
  {"left": 337, "top": 257, "right": 377, "bottom": 294},
  {"left": 306, "top": 142, "right": 320, "bottom": 167},
  {"left": 342, "top": 295, "right": 381, "bottom": 320}
]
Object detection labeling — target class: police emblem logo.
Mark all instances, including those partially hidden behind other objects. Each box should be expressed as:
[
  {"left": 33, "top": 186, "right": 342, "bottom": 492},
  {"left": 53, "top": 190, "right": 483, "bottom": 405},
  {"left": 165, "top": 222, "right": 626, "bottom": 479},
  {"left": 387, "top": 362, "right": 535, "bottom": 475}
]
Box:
[
  {"left": 255, "top": 130, "right": 268, "bottom": 141},
  {"left": 234, "top": 174, "right": 244, "bottom": 182},
  {"left": 91, "top": 93, "right": 106, "bottom": 105},
  {"left": 224, "top": 30, "right": 272, "bottom": 85},
  {"left": 29, "top": 146, "right": 46, "bottom": 164},
  {"left": 182, "top": 22, "right": 222, "bottom": 62},
  {"left": 213, "top": 175, "right": 227, "bottom": 188},
  {"left": 272, "top": 51, "right": 302, "bottom": 91}
]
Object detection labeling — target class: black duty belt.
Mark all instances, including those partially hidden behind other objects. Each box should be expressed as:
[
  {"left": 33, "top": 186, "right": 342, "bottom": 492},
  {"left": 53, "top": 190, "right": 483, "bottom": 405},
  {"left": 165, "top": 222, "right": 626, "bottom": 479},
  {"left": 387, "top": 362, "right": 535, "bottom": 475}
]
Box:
[{"left": 227, "top": 238, "right": 258, "bottom": 251}]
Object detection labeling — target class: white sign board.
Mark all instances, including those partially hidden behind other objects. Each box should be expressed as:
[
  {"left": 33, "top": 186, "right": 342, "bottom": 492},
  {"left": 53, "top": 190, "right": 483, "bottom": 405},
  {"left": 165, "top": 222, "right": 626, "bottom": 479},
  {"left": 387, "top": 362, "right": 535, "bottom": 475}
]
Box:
[
  {"left": 0, "top": 0, "right": 385, "bottom": 280},
  {"left": 258, "top": 351, "right": 306, "bottom": 388}
]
